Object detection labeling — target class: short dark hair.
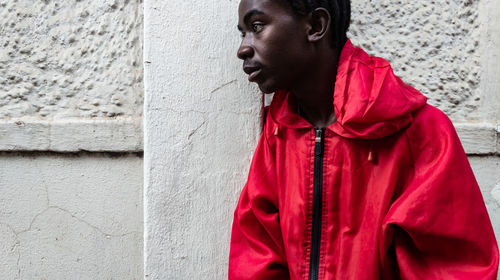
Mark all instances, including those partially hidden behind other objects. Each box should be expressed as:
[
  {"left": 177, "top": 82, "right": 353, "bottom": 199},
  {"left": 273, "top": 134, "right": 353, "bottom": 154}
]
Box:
[{"left": 284, "top": 0, "right": 351, "bottom": 51}]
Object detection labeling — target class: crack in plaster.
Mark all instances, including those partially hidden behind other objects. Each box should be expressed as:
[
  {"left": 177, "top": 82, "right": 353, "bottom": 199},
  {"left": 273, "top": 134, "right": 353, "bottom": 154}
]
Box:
[
  {"left": 51, "top": 206, "right": 140, "bottom": 238},
  {"left": 150, "top": 107, "right": 208, "bottom": 114},
  {"left": 0, "top": 222, "right": 18, "bottom": 250},
  {"left": 16, "top": 244, "right": 21, "bottom": 280},
  {"left": 209, "top": 79, "right": 237, "bottom": 94},
  {"left": 6, "top": 205, "right": 141, "bottom": 278},
  {"left": 44, "top": 180, "right": 50, "bottom": 208},
  {"left": 0, "top": 222, "right": 21, "bottom": 279},
  {"left": 13, "top": 206, "right": 139, "bottom": 238},
  {"left": 188, "top": 120, "right": 207, "bottom": 139},
  {"left": 150, "top": 106, "right": 258, "bottom": 117}
]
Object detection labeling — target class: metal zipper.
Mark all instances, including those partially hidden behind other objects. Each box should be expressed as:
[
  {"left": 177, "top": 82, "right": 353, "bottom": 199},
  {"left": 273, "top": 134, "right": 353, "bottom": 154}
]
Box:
[{"left": 309, "top": 128, "right": 325, "bottom": 280}]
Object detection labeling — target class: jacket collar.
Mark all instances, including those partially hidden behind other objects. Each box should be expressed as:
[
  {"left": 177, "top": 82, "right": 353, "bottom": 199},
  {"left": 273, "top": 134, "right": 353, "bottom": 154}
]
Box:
[{"left": 269, "top": 40, "right": 427, "bottom": 139}]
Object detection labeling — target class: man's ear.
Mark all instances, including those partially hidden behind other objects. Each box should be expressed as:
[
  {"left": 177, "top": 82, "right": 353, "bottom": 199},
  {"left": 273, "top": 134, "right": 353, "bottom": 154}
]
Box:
[{"left": 306, "top": 8, "right": 331, "bottom": 43}]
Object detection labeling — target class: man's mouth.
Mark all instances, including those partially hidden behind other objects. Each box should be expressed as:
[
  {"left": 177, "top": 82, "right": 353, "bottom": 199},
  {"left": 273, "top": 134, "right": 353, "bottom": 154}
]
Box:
[{"left": 243, "top": 65, "right": 261, "bottom": 82}]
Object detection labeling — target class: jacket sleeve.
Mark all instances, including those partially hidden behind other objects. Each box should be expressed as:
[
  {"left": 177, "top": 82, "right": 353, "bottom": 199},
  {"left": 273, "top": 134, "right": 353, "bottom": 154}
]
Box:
[
  {"left": 382, "top": 107, "right": 499, "bottom": 279},
  {"left": 228, "top": 130, "right": 289, "bottom": 279}
]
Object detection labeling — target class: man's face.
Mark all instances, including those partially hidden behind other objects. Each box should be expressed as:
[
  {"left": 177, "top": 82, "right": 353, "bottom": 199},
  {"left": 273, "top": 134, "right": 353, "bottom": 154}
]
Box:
[{"left": 237, "top": 0, "right": 310, "bottom": 93}]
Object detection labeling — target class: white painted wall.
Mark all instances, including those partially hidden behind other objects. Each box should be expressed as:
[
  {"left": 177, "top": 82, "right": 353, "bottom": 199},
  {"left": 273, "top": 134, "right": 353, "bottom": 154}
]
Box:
[
  {"left": 0, "top": 0, "right": 144, "bottom": 279},
  {"left": 472, "top": 157, "right": 500, "bottom": 237},
  {"left": 0, "top": 153, "right": 143, "bottom": 279},
  {"left": 144, "top": 0, "right": 500, "bottom": 279},
  {"left": 480, "top": 0, "right": 500, "bottom": 123},
  {"left": 143, "top": 0, "right": 261, "bottom": 278}
]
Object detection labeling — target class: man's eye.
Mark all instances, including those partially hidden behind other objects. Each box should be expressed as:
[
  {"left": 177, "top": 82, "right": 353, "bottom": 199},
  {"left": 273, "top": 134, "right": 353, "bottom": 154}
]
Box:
[
  {"left": 240, "top": 31, "right": 246, "bottom": 38},
  {"left": 251, "top": 23, "right": 264, "bottom": 33}
]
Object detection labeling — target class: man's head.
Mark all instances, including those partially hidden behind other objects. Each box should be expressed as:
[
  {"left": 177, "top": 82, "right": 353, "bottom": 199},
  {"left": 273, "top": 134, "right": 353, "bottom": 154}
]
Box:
[
  {"left": 237, "top": 0, "right": 351, "bottom": 93},
  {"left": 284, "top": 0, "right": 351, "bottom": 51}
]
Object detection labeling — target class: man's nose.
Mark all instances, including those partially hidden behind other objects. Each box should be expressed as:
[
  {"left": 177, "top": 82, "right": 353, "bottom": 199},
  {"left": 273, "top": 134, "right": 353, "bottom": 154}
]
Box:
[{"left": 237, "top": 37, "right": 254, "bottom": 60}]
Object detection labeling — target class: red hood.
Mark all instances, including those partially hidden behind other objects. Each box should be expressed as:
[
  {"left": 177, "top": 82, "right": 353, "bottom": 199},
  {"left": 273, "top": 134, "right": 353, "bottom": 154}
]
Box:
[{"left": 270, "top": 40, "right": 427, "bottom": 139}]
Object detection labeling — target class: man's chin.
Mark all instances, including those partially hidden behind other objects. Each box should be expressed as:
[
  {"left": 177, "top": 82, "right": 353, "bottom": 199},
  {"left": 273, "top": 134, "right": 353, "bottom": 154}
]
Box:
[{"left": 257, "top": 82, "right": 277, "bottom": 94}]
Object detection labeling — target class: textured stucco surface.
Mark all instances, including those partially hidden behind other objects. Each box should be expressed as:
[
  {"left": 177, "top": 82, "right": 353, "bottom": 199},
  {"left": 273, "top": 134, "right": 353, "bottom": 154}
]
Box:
[
  {"left": 0, "top": 0, "right": 143, "bottom": 118},
  {"left": 349, "top": 0, "right": 481, "bottom": 121},
  {"left": 0, "top": 0, "right": 145, "bottom": 278},
  {"left": 0, "top": 153, "right": 143, "bottom": 279},
  {"left": 144, "top": 0, "right": 262, "bottom": 278}
]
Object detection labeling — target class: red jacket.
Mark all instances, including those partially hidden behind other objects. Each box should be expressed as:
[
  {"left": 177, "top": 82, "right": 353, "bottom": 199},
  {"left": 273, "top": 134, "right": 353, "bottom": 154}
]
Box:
[{"left": 229, "top": 40, "right": 499, "bottom": 279}]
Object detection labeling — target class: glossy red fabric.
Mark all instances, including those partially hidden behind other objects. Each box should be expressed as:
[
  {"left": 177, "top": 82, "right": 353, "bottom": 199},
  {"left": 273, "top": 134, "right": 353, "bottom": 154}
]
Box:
[{"left": 229, "top": 40, "right": 499, "bottom": 279}]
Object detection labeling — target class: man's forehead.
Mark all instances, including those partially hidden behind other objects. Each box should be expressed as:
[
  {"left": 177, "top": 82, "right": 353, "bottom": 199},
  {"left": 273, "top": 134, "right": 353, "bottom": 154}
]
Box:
[
  {"left": 239, "top": 0, "right": 264, "bottom": 13},
  {"left": 238, "top": 0, "right": 285, "bottom": 15}
]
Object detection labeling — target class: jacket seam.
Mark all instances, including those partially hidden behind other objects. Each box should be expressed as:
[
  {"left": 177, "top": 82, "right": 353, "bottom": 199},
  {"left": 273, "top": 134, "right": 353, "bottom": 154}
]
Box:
[
  {"left": 263, "top": 109, "right": 274, "bottom": 155},
  {"left": 403, "top": 128, "right": 415, "bottom": 168}
]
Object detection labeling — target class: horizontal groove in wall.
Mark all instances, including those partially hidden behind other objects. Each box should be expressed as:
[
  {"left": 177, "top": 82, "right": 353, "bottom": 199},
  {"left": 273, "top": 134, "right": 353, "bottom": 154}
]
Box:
[
  {"left": 0, "top": 118, "right": 498, "bottom": 155},
  {"left": 0, "top": 117, "right": 143, "bottom": 152},
  {"left": 454, "top": 123, "right": 499, "bottom": 155}
]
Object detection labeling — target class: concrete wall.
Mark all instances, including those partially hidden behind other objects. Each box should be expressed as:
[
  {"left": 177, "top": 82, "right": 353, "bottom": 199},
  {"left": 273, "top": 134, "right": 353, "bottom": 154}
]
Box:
[
  {"left": 0, "top": 0, "right": 143, "bottom": 118},
  {"left": 481, "top": 0, "right": 500, "bottom": 123},
  {"left": 144, "top": 0, "right": 500, "bottom": 279},
  {"left": 0, "top": 153, "right": 143, "bottom": 279},
  {"left": 472, "top": 157, "right": 500, "bottom": 238},
  {"left": 350, "top": 0, "right": 481, "bottom": 121},
  {"left": 143, "top": 1, "right": 261, "bottom": 278},
  {"left": 0, "top": 0, "right": 144, "bottom": 279},
  {"left": 349, "top": 0, "right": 500, "bottom": 124}
]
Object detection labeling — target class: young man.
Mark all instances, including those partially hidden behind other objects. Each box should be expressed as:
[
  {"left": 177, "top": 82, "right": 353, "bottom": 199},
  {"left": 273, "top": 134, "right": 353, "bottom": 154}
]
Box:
[{"left": 229, "top": 0, "right": 499, "bottom": 279}]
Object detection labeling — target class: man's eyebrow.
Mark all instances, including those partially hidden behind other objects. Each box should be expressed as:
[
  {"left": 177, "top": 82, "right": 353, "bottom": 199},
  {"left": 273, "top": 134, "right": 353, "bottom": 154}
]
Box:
[{"left": 243, "top": 9, "right": 265, "bottom": 26}]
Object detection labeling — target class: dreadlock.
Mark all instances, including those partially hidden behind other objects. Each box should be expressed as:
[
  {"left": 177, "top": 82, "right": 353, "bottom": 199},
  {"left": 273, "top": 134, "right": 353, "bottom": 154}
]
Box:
[{"left": 284, "top": 0, "right": 351, "bottom": 51}]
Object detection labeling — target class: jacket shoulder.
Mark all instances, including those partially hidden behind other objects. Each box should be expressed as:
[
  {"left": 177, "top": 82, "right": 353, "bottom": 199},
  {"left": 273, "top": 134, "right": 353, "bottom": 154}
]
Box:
[
  {"left": 408, "top": 104, "right": 456, "bottom": 138},
  {"left": 405, "top": 104, "right": 465, "bottom": 163}
]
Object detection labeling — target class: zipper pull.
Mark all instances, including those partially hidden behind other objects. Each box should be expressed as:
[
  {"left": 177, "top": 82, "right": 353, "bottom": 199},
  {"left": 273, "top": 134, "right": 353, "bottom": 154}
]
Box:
[
  {"left": 367, "top": 146, "right": 376, "bottom": 163},
  {"left": 315, "top": 128, "right": 322, "bottom": 143}
]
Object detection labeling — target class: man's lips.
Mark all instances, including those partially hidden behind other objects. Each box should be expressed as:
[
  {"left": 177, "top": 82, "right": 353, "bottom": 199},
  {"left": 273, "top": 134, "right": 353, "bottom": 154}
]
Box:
[{"left": 243, "top": 65, "right": 262, "bottom": 82}]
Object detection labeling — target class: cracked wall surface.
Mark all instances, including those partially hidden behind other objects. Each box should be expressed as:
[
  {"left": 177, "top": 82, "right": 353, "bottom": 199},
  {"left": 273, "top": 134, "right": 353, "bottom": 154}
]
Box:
[
  {"left": 349, "top": 0, "right": 481, "bottom": 121},
  {"left": 0, "top": 0, "right": 143, "bottom": 118},
  {"left": 0, "top": 223, "right": 19, "bottom": 278},
  {"left": 144, "top": 0, "right": 263, "bottom": 278},
  {"left": 0, "top": 153, "right": 143, "bottom": 279}
]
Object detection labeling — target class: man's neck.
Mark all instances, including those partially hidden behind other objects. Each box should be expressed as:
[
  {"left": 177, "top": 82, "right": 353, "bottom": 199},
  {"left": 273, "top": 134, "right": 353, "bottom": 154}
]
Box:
[{"left": 291, "top": 50, "right": 339, "bottom": 129}]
